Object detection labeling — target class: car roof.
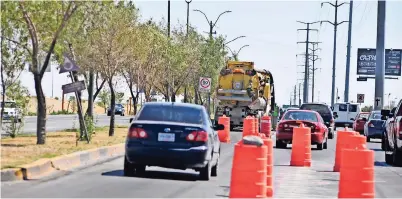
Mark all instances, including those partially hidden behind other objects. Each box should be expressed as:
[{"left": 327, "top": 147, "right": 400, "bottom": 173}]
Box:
[
  {"left": 287, "top": 109, "right": 317, "bottom": 113},
  {"left": 143, "top": 102, "right": 205, "bottom": 110},
  {"left": 300, "top": 103, "right": 331, "bottom": 108}
]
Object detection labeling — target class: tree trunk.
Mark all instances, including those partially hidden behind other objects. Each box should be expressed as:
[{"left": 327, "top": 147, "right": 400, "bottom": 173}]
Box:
[
  {"left": 34, "top": 74, "right": 46, "bottom": 144},
  {"left": 86, "top": 70, "right": 94, "bottom": 117},
  {"left": 108, "top": 79, "right": 115, "bottom": 137},
  {"left": 0, "top": 83, "right": 5, "bottom": 130},
  {"left": 171, "top": 92, "right": 176, "bottom": 102},
  {"left": 128, "top": 86, "right": 139, "bottom": 115},
  {"left": 194, "top": 87, "right": 199, "bottom": 104},
  {"left": 93, "top": 79, "right": 106, "bottom": 102}
]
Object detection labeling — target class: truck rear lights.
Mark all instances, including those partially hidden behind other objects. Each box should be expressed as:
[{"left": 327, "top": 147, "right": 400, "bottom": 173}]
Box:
[{"left": 128, "top": 127, "right": 148, "bottom": 138}]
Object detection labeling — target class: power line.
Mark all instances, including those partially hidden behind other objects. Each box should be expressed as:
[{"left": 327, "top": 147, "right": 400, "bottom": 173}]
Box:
[
  {"left": 297, "top": 21, "right": 320, "bottom": 104},
  {"left": 321, "top": 0, "right": 349, "bottom": 107}
]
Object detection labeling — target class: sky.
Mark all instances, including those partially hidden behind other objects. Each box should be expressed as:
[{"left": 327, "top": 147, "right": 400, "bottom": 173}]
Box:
[{"left": 19, "top": 0, "right": 402, "bottom": 107}]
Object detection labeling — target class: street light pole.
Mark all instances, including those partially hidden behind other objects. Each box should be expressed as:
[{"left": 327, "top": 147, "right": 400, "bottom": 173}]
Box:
[
  {"left": 184, "top": 0, "right": 192, "bottom": 103},
  {"left": 193, "top": 9, "right": 232, "bottom": 116}
]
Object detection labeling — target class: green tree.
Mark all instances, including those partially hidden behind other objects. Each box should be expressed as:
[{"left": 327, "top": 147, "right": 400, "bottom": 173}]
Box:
[{"left": 1, "top": 1, "right": 80, "bottom": 144}]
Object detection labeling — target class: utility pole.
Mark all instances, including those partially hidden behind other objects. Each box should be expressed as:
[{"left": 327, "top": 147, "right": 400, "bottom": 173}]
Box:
[
  {"left": 194, "top": 9, "right": 232, "bottom": 116},
  {"left": 294, "top": 85, "right": 297, "bottom": 105},
  {"left": 321, "top": 0, "right": 349, "bottom": 107},
  {"left": 297, "top": 21, "right": 320, "bottom": 103},
  {"left": 374, "top": 0, "right": 386, "bottom": 111},
  {"left": 166, "top": 0, "right": 171, "bottom": 102},
  {"left": 309, "top": 43, "right": 322, "bottom": 102},
  {"left": 298, "top": 83, "right": 302, "bottom": 106},
  {"left": 184, "top": 0, "right": 192, "bottom": 103},
  {"left": 344, "top": 0, "right": 354, "bottom": 102}
]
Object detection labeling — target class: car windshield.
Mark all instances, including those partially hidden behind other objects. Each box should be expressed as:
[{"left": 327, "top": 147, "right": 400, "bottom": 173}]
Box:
[
  {"left": 369, "top": 112, "right": 382, "bottom": 120},
  {"left": 283, "top": 111, "right": 318, "bottom": 122},
  {"left": 358, "top": 113, "right": 370, "bottom": 119},
  {"left": 116, "top": 104, "right": 123, "bottom": 108},
  {"left": 137, "top": 105, "right": 204, "bottom": 125},
  {"left": 0, "top": 102, "right": 16, "bottom": 108},
  {"left": 300, "top": 104, "right": 331, "bottom": 116}
]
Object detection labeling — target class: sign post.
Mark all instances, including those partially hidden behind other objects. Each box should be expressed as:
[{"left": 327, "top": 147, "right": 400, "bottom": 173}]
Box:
[
  {"left": 60, "top": 54, "right": 89, "bottom": 143},
  {"left": 198, "top": 77, "right": 212, "bottom": 116}
]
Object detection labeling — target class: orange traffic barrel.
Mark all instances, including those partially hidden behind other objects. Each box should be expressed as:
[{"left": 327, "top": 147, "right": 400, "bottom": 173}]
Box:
[
  {"left": 338, "top": 144, "right": 375, "bottom": 198},
  {"left": 254, "top": 117, "right": 260, "bottom": 135},
  {"left": 290, "top": 122, "right": 311, "bottom": 167},
  {"left": 218, "top": 115, "right": 231, "bottom": 143},
  {"left": 260, "top": 115, "right": 271, "bottom": 138},
  {"left": 333, "top": 130, "right": 356, "bottom": 172},
  {"left": 263, "top": 138, "right": 274, "bottom": 197},
  {"left": 230, "top": 141, "right": 268, "bottom": 198},
  {"left": 242, "top": 116, "right": 255, "bottom": 137}
]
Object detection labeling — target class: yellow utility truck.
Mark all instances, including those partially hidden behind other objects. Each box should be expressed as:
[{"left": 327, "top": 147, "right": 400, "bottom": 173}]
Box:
[{"left": 214, "top": 61, "right": 276, "bottom": 130}]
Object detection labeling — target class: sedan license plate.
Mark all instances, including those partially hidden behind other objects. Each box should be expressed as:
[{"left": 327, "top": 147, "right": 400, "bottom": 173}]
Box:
[{"left": 158, "top": 133, "right": 175, "bottom": 142}]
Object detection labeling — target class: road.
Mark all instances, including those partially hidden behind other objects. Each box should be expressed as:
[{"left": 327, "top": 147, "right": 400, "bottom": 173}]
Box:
[
  {"left": 1, "top": 114, "right": 132, "bottom": 135},
  {"left": 1, "top": 130, "right": 402, "bottom": 198}
]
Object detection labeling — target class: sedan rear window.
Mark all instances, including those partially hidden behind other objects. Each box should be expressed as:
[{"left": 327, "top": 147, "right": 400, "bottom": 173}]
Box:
[
  {"left": 349, "top": 105, "right": 358, "bottom": 112},
  {"left": 300, "top": 104, "right": 331, "bottom": 115},
  {"left": 369, "top": 112, "right": 382, "bottom": 120},
  {"left": 358, "top": 113, "right": 369, "bottom": 119},
  {"left": 137, "top": 105, "right": 203, "bottom": 125},
  {"left": 283, "top": 111, "right": 318, "bottom": 122}
]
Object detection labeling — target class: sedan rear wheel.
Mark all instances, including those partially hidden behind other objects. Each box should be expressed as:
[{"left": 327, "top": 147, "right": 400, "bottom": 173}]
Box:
[
  {"left": 211, "top": 157, "right": 219, "bottom": 177},
  {"left": 323, "top": 138, "right": 328, "bottom": 149},
  {"left": 276, "top": 141, "right": 286, "bottom": 149},
  {"left": 135, "top": 165, "right": 146, "bottom": 176},
  {"left": 317, "top": 142, "right": 324, "bottom": 150},
  {"left": 199, "top": 162, "right": 211, "bottom": 181},
  {"left": 124, "top": 156, "right": 135, "bottom": 177},
  {"left": 393, "top": 143, "right": 402, "bottom": 167}
]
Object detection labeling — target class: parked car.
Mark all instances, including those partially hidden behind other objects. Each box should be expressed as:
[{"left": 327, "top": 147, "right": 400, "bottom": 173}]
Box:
[
  {"left": 107, "top": 104, "right": 125, "bottom": 116},
  {"left": 1, "top": 101, "right": 22, "bottom": 123},
  {"left": 382, "top": 99, "right": 402, "bottom": 166},
  {"left": 276, "top": 109, "right": 329, "bottom": 150},
  {"left": 352, "top": 112, "right": 370, "bottom": 134},
  {"left": 299, "top": 103, "right": 335, "bottom": 139},
  {"left": 382, "top": 107, "right": 397, "bottom": 150},
  {"left": 124, "top": 102, "right": 225, "bottom": 180},
  {"left": 363, "top": 110, "right": 386, "bottom": 142},
  {"left": 332, "top": 102, "right": 361, "bottom": 129}
]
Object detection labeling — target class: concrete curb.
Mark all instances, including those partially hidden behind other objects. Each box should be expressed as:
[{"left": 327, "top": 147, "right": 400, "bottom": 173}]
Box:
[{"left": 1, "top": 143, "right": 125, "bottom": 182}]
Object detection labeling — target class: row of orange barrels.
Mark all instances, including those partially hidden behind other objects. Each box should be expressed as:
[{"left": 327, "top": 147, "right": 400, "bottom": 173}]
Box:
[{"left": 224, "top": 116, "right": 375, "bottom": 198}]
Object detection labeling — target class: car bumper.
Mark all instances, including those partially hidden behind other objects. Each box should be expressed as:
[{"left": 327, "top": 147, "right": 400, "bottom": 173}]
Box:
[
  {"left": 276, "top": 132, "right": 325, "bottom": 145},
  {"left": 335, "top": 122, "right": 353, "bottom": 128},
  {"left": 367, "top": 128, "right": 383, "bottom": 139},
  {"left": 125, "top": 144, "right": 210, "bottom": 169}
]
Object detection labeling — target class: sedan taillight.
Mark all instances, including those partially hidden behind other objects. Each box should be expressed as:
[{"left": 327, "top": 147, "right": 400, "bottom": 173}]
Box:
[
  {"left": 128, "top": 127, "right": 148, "bottom": 138},
  {"left": 368, "top": 122, "right": 374, "bottom": 128},
  {"left": 186, "top": 131, "right": 208, "bottom": 142}
]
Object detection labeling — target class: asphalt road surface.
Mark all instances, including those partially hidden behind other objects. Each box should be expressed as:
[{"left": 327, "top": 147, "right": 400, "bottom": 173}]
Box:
[
  {"left": 2, "top": 130, "right": 402, "bottom": 198},
  {"left": 1, "top": 114, "right": 132, "bottom": 135}
]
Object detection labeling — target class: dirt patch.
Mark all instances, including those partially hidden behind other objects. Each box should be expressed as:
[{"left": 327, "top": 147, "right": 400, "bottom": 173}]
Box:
[{"left": 1, "top": 127, "right": 128, "bottom": 169}]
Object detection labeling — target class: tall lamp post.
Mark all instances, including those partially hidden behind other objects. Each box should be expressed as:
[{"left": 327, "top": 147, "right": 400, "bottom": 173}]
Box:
[
  {"left": 193, "top": 9, "right": 232, "bottom": 116},
  {"left": 184, "top": 0, "right": 192, "bottom": 103}
]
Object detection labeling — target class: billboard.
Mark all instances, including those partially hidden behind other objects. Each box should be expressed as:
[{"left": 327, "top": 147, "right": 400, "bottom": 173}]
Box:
[{"left": 357, "top": 48, "right": 401, "bottom": 76}]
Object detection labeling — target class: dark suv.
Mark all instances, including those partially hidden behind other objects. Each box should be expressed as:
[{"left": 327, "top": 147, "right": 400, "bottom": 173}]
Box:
[{"left": 300, "top": 103, "right": 336, "bottom": 139}]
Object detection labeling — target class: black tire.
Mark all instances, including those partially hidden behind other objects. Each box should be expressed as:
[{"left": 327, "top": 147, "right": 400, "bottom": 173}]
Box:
[
  {"left": 124, "top": 156, "right": 135, "bottom": 177},
  {"left": 135, "top": 165, "right": 146, "bottom": 176},
  {"left": 211, "top": 157, "right": 219, "bottom": 177},
  {"left": 276, "top": 141, "right": 286, "bottom": 149},
  {"left": 107, "top": 113, "right": 111, "bottom": 116},
  {"left": 121, "top": 113, "right": 124, "bottom": 116},
  {"left": 18, "top": 118, "right": 22, "bottom": 123},
  {"left": 366, "top": 136, "right": 370, "bottom": 143},
  {"left": 381, "top": 136, "right": 386, "bottom": 151},
  {"left": 393, "top": 143, "right": 402, "bottom": 167},
  {"left": 384, "top": 137, "right": 394, "bottom": 165},
  {"left": 328, "top": 130, "right": 334, "bottom": 139},
  {"left": 199, "top": 163, "right": 211, "bottom": 181},
  {"left": 317, "top": 142, "right": 323, "bottom": 150},
  {"left": 230, "top": 125, "right": 235, "bottom": 131},
  {"left": 323, "top": 138, "right": 328, "bottom": 149}
]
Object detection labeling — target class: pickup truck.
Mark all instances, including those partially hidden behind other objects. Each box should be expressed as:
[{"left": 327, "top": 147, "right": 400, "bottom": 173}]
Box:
[{"left": 382, "top": 99, "right": 402, "bottom": 166}]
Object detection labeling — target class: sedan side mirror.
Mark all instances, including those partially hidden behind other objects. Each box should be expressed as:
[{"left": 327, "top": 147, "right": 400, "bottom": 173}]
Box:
[
  {"left": 214, "top": 124, "right": 225, "bottom": 131},
  {"left": 129, "top": 118, "right": 134, "bottom": 123},
  {"left": 381, "top": 109, "right": 391, "bottom": 117},
  {"left": 362, "top": 118, "right": 367, "bottom": 122},
  {"left": 350, "top": 118, "right": 355, "bottom": 121}
]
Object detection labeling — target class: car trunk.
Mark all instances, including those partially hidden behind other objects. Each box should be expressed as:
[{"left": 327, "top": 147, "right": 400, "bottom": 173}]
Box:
[
  {"left": 368, "top": 119, "right": 385, "bottom": 130},
  {"left": 279, "top": 120, "right": 317, "bottom": 133},
  {"left": 129, "top": 120, "right": 206, "bottom": 149}
]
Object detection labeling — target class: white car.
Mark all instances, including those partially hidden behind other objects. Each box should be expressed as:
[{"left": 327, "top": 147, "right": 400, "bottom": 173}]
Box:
[{"left": 1, "top": 101, "right": 22, "bottom": 123}]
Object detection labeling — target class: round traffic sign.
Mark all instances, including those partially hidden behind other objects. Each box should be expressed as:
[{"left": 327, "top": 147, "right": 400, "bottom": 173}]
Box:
[
  {"left": 200, "top": 78, "right": 210, "bottom": 89},
  {"left": 64, "top": 57, "right": 74, "bottom": 70}
]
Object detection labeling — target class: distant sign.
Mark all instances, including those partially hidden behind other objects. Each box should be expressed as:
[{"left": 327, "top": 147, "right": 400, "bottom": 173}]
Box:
[
  {"left": 357, "top": 77, "right": 368, "bottom": 81},
  {"left": 62, "top": 81, "right": 86, "bottom": 94},
  {"left": 357, "top": 48, "right": 401, "bottom": 76},
  {"left": 59, "top": 54, "right": 80, "bottom": 74},
  {"left": 198, "top": 77, "right": 211, "bottom": 93},
  {"left": 357, "top": 94, "right": 365, "bottom": 103}
]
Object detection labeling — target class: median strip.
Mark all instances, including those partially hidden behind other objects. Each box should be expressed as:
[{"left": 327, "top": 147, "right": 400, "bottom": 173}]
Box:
[{"left": 1, "top": 126, "right": 128, "bottom": 182}]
